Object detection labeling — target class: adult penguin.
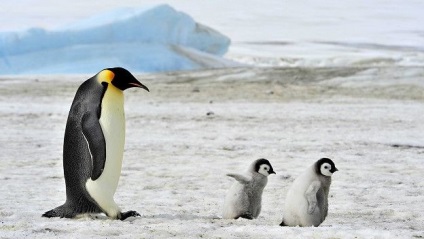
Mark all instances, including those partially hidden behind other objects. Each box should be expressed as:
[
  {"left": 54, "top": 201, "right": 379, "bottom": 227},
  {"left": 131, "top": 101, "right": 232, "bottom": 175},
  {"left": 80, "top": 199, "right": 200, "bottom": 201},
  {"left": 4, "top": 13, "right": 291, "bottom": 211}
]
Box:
[{"left": 43, "top": 67, "right": 149, "bottom": 220}]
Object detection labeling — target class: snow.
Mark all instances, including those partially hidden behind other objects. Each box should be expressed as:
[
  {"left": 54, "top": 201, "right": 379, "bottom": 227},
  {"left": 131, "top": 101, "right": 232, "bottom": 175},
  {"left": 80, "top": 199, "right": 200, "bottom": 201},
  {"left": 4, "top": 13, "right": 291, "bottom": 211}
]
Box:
[
  {"left": 1, "top": 67, "right": 424, "bottom": 238},
  {"left": 0, "top": 4, "right": 233, "bottom": 74},
  {"left": 0, "top": 0, "right": 424, "bottom": 238}
]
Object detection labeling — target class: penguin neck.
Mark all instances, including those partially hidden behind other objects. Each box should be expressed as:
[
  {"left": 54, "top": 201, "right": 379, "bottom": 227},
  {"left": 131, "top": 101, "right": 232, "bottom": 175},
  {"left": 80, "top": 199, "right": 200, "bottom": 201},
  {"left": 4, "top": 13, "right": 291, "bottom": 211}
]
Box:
[
  {"left": 251, "top": 172, "right": 268, "bottom": 187},
  {"left": 319, "top": 175, "right": 331, "bottom": 193}
]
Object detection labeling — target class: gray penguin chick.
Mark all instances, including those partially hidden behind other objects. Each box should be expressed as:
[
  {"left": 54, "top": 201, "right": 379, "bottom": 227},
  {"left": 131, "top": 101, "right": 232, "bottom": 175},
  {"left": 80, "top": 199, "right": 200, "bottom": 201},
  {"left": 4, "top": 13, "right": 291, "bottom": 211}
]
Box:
[
  {"left": 223, "top": 158, "right": 276, "bottom": 219},
  {"left": 280, "top": 158, "right": 338, "bottom": 227}
]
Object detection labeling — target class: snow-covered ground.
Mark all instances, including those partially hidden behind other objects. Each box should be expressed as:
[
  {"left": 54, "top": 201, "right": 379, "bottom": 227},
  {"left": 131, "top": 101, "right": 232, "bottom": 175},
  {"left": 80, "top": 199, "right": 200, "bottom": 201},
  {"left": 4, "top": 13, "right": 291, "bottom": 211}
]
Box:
[
  {"left": 0, "top": 1, "right": 424, "bottom": 238},
  {"left": 1, "top": 67, "right": 423, "bottom": 238}
]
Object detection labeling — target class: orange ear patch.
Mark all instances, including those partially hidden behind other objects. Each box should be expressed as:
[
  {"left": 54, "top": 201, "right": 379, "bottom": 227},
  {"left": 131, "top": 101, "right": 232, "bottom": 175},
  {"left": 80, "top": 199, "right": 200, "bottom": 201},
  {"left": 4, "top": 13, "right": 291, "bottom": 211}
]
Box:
[{"left": 97, "top": 69, "right": 115, "bottom": 84}]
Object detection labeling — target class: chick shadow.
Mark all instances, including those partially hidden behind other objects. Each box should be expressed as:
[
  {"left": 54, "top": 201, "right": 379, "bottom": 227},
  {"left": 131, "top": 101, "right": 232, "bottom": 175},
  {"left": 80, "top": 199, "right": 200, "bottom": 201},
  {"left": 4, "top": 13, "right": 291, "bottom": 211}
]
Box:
[{"left": 140, "top": 214, "right": 220, "bottom": 221}]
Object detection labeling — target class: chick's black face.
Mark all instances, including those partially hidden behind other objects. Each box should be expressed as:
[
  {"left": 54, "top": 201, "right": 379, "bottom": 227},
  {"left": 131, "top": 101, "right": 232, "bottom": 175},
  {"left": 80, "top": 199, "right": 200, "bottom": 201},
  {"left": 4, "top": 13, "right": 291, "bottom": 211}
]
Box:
[
  {"left": 315, "top": 158, "right": 338, "bottom": 176},
  {"left": 255, "top": 158, "right": 276, "bottom": 175},
  {"left": 109, "top": 67, "right": 149, "bottom": 92}
]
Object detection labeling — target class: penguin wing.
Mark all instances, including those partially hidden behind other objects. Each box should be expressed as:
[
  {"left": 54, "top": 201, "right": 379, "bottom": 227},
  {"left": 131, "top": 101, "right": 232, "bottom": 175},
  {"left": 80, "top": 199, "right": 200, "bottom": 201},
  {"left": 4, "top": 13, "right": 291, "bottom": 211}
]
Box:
[
  {"left": 227, "top": 173, "right": 251, "bottom": 184},
  {"left": 305, "top": 180, "right": 321, "bottom": 214},
  {"left": 82, "top": 112, "right": 106, "bottom": 181}
]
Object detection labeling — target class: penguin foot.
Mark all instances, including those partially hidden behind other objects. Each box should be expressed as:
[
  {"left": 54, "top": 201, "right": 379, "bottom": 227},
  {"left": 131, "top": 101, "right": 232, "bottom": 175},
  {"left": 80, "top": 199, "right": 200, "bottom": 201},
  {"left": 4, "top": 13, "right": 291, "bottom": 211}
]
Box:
[
  {"left": 279, "top": 220, "right": 287, "bottom": 226},
  {"left": 119, "top": 210, "right": 141, "bottom": 221},
  {"left": 42, "top": 209, "right": 60, "bottom": 218},
  {"left": 238, "top": 213, "right": 254, "bottom": 220}
]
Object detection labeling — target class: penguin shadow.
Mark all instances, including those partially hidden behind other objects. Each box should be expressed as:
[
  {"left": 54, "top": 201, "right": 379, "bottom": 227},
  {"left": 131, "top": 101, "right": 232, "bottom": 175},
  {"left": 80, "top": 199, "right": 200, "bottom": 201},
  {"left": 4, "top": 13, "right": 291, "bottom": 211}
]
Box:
[
  {"left": 139, "top": 214, "right": 220, "bottom": 221},
  {"left": 76, "top": 214, "right": 140, "bottom": 222},
  {"left": 79, "top": 213, "right": 221, "bottom": 222}
]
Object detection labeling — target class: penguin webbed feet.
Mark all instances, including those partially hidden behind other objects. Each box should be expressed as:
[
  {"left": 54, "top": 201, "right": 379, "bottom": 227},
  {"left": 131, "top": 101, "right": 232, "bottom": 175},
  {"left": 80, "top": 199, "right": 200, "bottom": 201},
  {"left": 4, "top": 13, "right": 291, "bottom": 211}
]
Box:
[
  {"left": 119, "top": 210, "right": 141, "bottom": 221},
  {"left": 42, "top": 205, "right": 76, "bottom": 219},
  {"left": 42, "top": 209, "right": 60, "bottom": 218},
  {"left": 237, "top": 213, "right": 254, "bottom": 220},
  {"left": 279, "top": 220, "right": 287, "bottom": 226}
]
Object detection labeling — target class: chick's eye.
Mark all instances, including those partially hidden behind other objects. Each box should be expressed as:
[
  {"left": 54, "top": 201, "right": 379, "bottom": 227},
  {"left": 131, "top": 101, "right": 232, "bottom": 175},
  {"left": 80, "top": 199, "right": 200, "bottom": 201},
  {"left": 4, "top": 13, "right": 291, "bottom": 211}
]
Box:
[{"left": 324, "top": 166, "right": 329, "bottom": 169}]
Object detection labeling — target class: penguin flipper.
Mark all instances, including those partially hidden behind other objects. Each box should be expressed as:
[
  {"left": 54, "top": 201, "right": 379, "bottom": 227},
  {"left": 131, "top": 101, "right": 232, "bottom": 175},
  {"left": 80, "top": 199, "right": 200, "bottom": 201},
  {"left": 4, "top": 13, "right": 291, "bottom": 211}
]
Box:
[
  {"left": 82, "top": 112, "right": 106, "bottom": 181},
  {"left": 226, "top": 173, "right": 251, "bottom": 184},
  {"left": 305, "top": 181, "right": 321, "bottom": 214}
]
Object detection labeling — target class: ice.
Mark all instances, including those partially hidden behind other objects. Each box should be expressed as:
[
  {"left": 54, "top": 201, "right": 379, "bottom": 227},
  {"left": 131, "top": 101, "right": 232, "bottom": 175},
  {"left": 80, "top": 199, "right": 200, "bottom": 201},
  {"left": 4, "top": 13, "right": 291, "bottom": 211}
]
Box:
[
  {"left": 1, "top": 0, "right": 424, "bottom": 72},
  {"left": 0, "top": 4, "right": 233, "bottom": 74}
]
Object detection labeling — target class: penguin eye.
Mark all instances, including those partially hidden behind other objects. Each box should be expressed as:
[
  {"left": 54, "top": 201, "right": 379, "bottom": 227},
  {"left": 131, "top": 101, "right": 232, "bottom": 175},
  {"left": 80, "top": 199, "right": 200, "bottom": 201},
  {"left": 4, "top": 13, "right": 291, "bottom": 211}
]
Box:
[{"left": 324, "top": 166, "right": 329, "bottom": 169}]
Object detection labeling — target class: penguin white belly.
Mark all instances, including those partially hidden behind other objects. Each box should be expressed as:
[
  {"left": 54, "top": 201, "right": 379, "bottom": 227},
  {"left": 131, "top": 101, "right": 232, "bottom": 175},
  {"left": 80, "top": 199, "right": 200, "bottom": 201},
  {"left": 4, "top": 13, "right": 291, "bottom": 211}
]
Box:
[
  {"left": 284, "top": 169, "right": 317, "bottom": 226},
  {"left": 86, "top": 86, "right": 125, "bottom": 218}
]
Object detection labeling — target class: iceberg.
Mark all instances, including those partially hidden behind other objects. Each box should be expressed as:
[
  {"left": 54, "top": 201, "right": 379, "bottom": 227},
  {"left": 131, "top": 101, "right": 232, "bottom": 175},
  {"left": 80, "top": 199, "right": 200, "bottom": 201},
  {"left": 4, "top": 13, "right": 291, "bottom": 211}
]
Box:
[{"left": 0, "top": 4, "right": 234, "bottom": 74}]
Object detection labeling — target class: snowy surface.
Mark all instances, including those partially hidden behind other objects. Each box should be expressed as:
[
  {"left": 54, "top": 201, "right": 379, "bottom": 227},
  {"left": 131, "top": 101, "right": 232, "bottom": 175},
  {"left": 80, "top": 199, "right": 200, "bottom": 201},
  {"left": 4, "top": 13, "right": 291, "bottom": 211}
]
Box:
[
  {"left": 0, "top": 67, "right": 423, "bottom": 238},
  {"left": 0, "top": 4, "right": 233, "bottom": 74}
]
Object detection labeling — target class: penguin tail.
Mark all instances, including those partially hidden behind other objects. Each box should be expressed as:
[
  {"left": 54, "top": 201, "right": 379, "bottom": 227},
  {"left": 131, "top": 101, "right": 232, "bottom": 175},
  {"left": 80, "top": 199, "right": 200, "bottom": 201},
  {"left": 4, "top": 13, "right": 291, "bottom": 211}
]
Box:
[
  {"left": 279, "top": 220, "right": 287, "bottom": 226},
  {"left": 42, "top": 209, "right": 63, "bottom": 218},
  {"left": 43, "top": 198, "right": 103, "bottom": 219},
  {"left": 42, "top": 204, "right": 76, "bottom": 218}
]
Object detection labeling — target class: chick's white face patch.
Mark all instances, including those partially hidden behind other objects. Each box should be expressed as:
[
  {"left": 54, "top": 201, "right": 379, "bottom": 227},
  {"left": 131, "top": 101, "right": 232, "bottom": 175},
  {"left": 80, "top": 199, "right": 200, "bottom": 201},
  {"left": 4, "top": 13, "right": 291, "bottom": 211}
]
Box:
[
  {"left": 258, "top": 164, "right": 271, "bottom": 176},
  {"left": 320, "top": 163, "right": 333, "bottom": 176}
]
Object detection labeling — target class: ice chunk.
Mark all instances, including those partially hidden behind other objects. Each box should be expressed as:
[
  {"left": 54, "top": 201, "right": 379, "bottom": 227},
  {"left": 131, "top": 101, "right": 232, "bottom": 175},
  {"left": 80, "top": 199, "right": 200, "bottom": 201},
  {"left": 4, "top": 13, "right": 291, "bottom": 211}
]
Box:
[{"left": 0, "top": 4, "right": 233, "bottom": 74}]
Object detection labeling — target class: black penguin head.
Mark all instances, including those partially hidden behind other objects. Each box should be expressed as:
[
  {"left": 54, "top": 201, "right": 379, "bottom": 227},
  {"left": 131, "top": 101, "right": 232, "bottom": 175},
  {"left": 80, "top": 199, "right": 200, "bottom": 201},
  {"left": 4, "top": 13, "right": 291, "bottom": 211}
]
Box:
[
  {"left": 97, "top": 67, "right": 149, "bottom": 92},
  {"left": 315, "top": 158, "right": 338, "bottom": 177},
  {"left": 254, "top": 158, "right": 276, "bottom": 177}
]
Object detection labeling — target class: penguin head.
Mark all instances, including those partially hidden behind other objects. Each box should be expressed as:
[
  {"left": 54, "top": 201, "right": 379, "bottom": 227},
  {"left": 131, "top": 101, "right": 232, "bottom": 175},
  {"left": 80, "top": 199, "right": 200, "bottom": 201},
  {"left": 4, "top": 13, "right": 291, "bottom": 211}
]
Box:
[
  {"left": 315, "top": 158, "right": 338, "bottom": 177},
  {"left": 97, "top": 67, "right": 149, "bottom": 92},
  {"left": 254, "top": 158, "right": 276, "bottom": 177}
]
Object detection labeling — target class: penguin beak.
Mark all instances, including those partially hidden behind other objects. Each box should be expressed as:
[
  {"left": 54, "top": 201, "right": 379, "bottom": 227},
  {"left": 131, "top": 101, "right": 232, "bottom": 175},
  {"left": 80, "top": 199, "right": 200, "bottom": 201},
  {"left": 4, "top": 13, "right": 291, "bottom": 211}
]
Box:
[
  {"left": 332, "top": 167, "right": 339, "bottom": 173},
  {"left": 269, "top": 169, "right": 276, "bottom": 175},
  {"left": 128, "top": 82, "right": 150, "bottom": 92}
]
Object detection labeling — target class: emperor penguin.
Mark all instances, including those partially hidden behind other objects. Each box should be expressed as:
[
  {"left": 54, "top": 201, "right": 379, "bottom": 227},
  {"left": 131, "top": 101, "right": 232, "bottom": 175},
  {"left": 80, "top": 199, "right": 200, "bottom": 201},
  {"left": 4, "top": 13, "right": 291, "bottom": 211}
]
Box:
[
  {"left": 43, "top": 67, "right": 149, "bottom": 220},
  {"left": 223, "top": 158, "right": 276, "bottom": 219},
  {"left": 280, "top": 158, "right": 338, "bottom": 227}
]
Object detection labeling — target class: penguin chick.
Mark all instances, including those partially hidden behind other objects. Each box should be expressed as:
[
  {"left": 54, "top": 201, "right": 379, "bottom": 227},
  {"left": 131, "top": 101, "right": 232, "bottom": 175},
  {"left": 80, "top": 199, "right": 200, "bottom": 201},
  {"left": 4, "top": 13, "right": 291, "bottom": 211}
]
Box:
[
  {"left": 43, "top": 67, "right": 149, "bottom": 220},
  {"left": 280, "top": 158, "right": 338, "bottom": 227},
  {"left": 223, "top": 158, "right": 276, "bottom": 219}
]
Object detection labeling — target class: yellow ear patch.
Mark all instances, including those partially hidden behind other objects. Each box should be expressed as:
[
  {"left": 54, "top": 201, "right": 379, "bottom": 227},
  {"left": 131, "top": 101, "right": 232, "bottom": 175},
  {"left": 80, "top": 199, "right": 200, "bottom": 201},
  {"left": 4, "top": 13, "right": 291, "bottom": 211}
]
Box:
[{"left": 97, "top": 69, "right": 115, "bottom": 84}]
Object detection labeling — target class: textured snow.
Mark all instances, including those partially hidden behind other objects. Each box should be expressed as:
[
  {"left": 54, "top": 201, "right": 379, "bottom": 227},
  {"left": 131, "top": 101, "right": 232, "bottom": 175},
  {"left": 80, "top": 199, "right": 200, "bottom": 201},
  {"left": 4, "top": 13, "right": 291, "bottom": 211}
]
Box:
[
  {"left": 1, "top": 67, "right": 424, "bottom": 238},
  {"left": 0, "top": 4, "right": 233, "bottom": 74}
]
